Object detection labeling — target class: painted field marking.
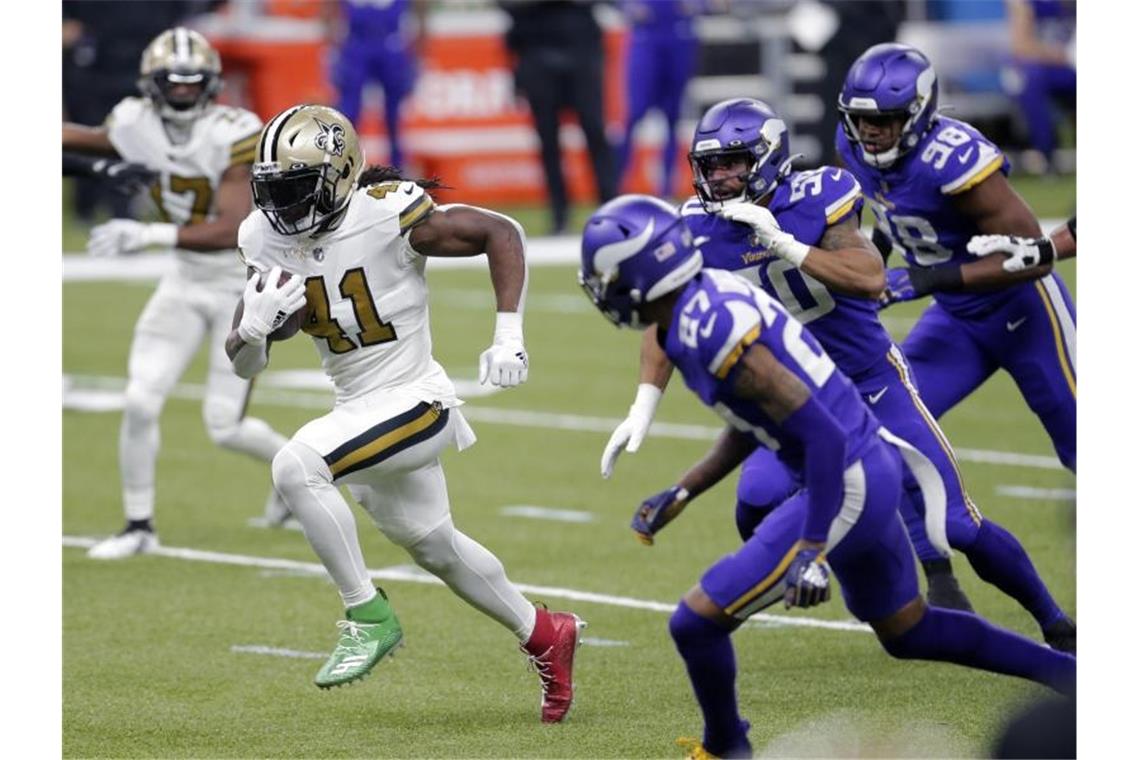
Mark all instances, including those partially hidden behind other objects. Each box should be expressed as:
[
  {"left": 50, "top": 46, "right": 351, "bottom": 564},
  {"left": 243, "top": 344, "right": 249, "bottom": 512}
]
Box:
[
  {"left": 996, "top": 485, "right": 1077, "bottom": 501},
  {"left": 231, "top": 645, "right": 326, "bottom": 660},
  {"left": 580, "top": 637, "right": 631, "bottom": 647},
  {"left": 62, "top": 535, "right": 871, "bottom": 634},
  {"left": 62, "top": 373, "right": 1067, "bottom": 472},
  {"left": 499, "top": 505, "right": 597, "bottom": 523}
]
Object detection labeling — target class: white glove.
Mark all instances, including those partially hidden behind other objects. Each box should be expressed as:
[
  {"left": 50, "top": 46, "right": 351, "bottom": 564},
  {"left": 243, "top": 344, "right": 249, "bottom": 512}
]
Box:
[
  {"left": 719, "top": 203, "right": 810, "bottom": 267},
  {"left": 237, "top": 266, "right": 307, "bottom": 346},
  {"left": 601, "top": 383, "right": 663, "bottom": 479},
  {"left": 87, "top": 219, "right": 178, "bottom": 257},
  {"left": 479, "top": 312, "right": 529, "bottom": 387},
  {"left": 967, "top": 234, "right": 1056, "bottom": 273}
]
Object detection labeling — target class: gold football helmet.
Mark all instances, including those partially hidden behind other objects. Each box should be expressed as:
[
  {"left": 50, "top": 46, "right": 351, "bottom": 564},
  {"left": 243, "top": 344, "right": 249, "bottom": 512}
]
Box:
[
  {"left": 251, "top": 105, "right": 365, "bottom": 236},
  {"left": 138, "top": 27, "right": 222, "bottom": 123}
]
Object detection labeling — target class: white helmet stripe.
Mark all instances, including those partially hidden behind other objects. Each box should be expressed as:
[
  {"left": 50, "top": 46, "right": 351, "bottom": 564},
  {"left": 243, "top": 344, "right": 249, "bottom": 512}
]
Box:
[
  {"left": 593, "top": 218, "right": 656, "bottom": 275},
  {"left": 260, "top": 105, "right": 304, "bottom": 164},
  {"left": 174, "top": 27, "right": 190, "bottom": 65}
]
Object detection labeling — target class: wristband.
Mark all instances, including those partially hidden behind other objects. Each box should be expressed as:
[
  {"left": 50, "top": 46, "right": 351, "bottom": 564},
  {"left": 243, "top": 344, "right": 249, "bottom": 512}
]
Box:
[
  {"left": 772, "top": 235, "right": 811, "bottom": 268},
  {"left": 908, "top": 265, "right": 964, "bottom": 297},
  {"left": 492, "top": 311, "right": 523, "bottom": 344},
  {"left": 237, "top": 321, "right": 268, "bottom": 347},
  {"left": 145, "top": 223, "right": 179, "bottom": 248},
  {"left": 630, "top": 383, "right": 663, "bottom": 417}
]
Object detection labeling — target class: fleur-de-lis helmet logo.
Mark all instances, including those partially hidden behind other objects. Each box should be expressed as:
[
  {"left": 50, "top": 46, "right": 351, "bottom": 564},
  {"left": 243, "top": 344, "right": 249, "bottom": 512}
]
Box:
[{"left": 313, "top": 118, "right": 346, "bottom": 157}]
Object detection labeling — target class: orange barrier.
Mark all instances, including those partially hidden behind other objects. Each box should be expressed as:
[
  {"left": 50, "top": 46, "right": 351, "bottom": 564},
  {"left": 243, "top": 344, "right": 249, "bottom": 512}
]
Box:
[{"left": 208, "top": 14, "right": 689, "bottom": 205}]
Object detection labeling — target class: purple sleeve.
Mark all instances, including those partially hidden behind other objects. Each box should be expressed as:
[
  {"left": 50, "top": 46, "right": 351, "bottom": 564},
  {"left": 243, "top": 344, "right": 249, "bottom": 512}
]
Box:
[{"left": 781, "top": 395, "right": 848, "bottom": 543}]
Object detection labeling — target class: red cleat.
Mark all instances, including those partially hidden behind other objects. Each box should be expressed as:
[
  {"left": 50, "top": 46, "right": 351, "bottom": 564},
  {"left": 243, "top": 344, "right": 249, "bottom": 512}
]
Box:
[{"left": 522, "top": 608, "right": 587, "bottom": 723}]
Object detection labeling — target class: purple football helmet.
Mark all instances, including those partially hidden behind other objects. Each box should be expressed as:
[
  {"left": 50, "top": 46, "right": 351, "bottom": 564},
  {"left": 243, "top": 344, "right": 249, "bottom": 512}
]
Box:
[
  {"left": 838, "top": 43, "right": 939, "bottom": 169},
  {"left": 579, "top": 195, "right": 703, "bottom": 329},
  {"left": 689, "top": 98, "right": 794, "bottom": 212}
]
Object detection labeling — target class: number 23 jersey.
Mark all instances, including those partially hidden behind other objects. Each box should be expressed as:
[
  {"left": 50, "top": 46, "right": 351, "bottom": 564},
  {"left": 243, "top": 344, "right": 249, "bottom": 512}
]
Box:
[
  {"left": 238, "top": 181, "right": 456, "bottom": 406},
  {"left": 681, "top": 167, "right": 891, "bottom": 379}
]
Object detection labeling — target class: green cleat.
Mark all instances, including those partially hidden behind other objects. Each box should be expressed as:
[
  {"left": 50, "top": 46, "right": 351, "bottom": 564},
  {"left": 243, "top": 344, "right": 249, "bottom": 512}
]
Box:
[{"left": 314, "top": 609, "right": 403, "bottom": 689}]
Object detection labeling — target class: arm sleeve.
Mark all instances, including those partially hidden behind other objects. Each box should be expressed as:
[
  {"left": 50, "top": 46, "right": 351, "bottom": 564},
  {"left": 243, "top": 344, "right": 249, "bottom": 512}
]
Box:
[{"left": 780, "top": 395, "right": 848, "bottom": 543}]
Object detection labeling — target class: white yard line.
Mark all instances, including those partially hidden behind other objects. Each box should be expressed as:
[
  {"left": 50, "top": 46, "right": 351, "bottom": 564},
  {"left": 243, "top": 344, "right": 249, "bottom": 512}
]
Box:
[
  {"left": 230, "top": 645, "right": 327, "bottom": 660},
  {"left": 996, "top": 485, "right": 1077, "bottom": 501},
  {"left": 62, "top": 373, "right": 1068, "bottom": 471},
  {"left": 499, "top": 506, "right": 597, "bottom": 523},
  {"left": 63, "top": 535, "right": 871, "bottom": 634}
]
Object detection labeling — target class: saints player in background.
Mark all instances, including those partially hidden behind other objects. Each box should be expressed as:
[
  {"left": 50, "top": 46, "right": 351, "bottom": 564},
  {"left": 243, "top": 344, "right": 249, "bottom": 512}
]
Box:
[
  {"left": 580, "top": 196, "right": 1075, "bottom": 759},
  {"left": 226, "top": 105, "right": 585, "bottom": 722},
  {"left": 836, "top": 43, "right": 1076, "bottom": 473},
  {"left": 62, "top": 28, "right": 291, "bottom": 559},
  {"left": 601, "top": 98, "right": 1073, "bottom": 651}
]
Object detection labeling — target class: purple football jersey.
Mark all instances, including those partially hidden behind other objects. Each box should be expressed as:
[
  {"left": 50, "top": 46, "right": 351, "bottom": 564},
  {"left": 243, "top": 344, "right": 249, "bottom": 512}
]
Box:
[
  {"left": 662, "top": 269, "right": 881, "bottom": 475},
  {"left": 681, "top": 167, "right": 892, "bottom": 378},
  {"left": 836, "top": 116, "right": 1018, "bottom": 317}
]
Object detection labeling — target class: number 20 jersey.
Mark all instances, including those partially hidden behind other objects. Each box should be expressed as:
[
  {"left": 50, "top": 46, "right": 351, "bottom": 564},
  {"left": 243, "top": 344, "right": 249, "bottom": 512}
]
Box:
[
  {"left": 681, "top": 167, "right": 892, "bottom": 380},
  {"left": 663, "top": 268, "right": 881, "bottom": 474},
  {"left": 106, "top": 96, "right": 262, "bottom": 284},
  {"left": 237, "top": 181, "right": 456, "bottom": 406}
]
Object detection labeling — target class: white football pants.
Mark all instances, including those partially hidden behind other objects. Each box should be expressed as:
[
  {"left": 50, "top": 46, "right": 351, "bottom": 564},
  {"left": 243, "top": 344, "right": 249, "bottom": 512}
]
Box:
[
  {"left": 271, "top": 393, "right": 535, "bottom": 640},
  {"left": 120, "top": 273, "right": 288, "bottom": 521}
]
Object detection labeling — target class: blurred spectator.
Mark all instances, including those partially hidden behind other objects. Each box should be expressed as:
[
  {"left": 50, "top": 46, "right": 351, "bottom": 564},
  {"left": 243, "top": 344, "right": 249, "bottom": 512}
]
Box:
[
  {"left": 1003, "top": 0, "right": 1075, "bottom": 171},
  {"left": 321, "top": 0, "right": 428, "bottom": 170},
  {"left": 500, "top": 0, "right": 617, "bottom": 234},
  {"left": 792, "top": 0, "right": 904, "bottom": 167},
  {"left": 614, "top": 0, "right": 705, "bottom": 198},
  {"left": 62, "top": 0, "right": 218, "bottom": 222}
]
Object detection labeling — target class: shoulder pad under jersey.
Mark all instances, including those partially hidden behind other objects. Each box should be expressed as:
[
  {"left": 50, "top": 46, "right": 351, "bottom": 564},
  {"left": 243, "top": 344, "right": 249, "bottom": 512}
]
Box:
[
  {"left": 360, "top": 180, "right": 436, "bottom": 235},
  {"left": 921, "top": 118, "right": 1009, "bottom": 196}
]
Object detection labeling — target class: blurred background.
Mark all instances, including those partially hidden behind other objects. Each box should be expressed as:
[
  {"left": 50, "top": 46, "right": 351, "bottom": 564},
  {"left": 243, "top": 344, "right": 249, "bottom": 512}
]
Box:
[{"left": 62, "top": 0, "right": 1075, "bottom": 237}]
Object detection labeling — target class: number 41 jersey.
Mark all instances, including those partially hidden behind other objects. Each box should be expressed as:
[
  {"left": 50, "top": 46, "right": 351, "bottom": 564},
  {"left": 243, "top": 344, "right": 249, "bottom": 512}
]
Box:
[
  {"left": 681, "top": 167, "right": 891, "bottom": 380},
  {"left": 106, "top": 96, "right": 262, "bottom": 284},
  {"left": 238, "top": 181, "right": 457, "bottom": 406}
]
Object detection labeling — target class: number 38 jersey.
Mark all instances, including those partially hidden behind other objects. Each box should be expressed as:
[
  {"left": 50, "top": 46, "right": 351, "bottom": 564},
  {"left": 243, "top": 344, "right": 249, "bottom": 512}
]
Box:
[
  {"left": 238, "top": 181, "right": 457, "bottom": 406},
  {"left": 681, "top": 166, "right": 892, "bottom": 380},
  {"left": 106, "top": 96, "right": 262, "bottom": 285},
  {"left": 835, "top": 116, "right": 1014, "bottom": 317},
  {"left": 663, "top": 268, "right": 881, "bottom": 474}
]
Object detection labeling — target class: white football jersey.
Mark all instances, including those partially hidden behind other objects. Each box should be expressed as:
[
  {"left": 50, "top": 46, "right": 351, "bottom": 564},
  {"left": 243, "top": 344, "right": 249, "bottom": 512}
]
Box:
[
  {"left": 238, "top": 180, "right": 457, "bottom": 406},
  {"left": 106, "top": 97, "right": 261, "bottom": 284}
]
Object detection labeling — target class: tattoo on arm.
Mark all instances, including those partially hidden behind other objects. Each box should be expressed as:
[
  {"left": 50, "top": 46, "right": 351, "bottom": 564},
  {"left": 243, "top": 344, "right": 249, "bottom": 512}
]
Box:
[
  {"left": 731, "top": 343, "right": 812, "bottom": 423},
  {"left": 818, "top": 214, "right": 876, "bottom": 254}
]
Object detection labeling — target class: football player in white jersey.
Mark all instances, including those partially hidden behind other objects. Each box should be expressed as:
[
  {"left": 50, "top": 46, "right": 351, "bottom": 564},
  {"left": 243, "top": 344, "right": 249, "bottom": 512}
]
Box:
[
  {"left": 225, "top": 104, "right": 585, "bottom": 722},
  {"left": 62, "top": 28, "right": 292, "bottom": 559}
]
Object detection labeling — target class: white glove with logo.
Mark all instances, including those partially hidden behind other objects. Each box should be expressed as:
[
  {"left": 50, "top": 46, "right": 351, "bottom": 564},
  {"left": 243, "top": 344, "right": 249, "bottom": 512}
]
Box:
[
  {"left": 87, "top": 219, "right": 178, "bottom": 257},
  {"left": 601, "top": 383, "right": 663, "bottom": 479},
  {"left": 237, "top": 266, "right": 307, "bottom": 346},
  {"left": 967, "top": 234, "right": 1056, "bottom": 273},
  {"left": 719, "top": 203, "right": 810, "bottom": 267},
  {"left": 479, "top": 312, "right": 529, "bottom": 387}
]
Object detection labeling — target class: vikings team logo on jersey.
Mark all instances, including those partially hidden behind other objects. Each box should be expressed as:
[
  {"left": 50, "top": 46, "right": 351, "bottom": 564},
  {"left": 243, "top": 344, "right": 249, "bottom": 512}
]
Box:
[{"left": 313, "top": 118, "right": 346, "bottom": 157}]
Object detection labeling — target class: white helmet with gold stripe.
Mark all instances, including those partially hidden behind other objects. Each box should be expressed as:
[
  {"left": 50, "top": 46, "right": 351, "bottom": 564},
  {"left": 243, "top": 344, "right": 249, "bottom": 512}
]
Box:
[
  {"left": 138, "top": 27, "right": 222, "bottom": 124},
  {"left": 251, "top": 104, "right": 365, "bottom": 236}
]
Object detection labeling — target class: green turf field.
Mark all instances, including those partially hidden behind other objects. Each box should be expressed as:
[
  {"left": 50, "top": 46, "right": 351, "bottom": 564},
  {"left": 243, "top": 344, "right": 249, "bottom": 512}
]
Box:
[{"left": 63, "top": 178, "right": 1076, "bottom": 758}]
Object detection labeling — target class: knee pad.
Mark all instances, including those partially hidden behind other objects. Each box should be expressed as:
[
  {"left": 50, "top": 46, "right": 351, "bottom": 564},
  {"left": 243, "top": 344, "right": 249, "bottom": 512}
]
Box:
[
  {"left": 271, "top": 440, "right": 331, "bottom": 496},
  {"left": 202, "top": 397, "right": 243, "bottom": 447},
  {"left": 669, "top": 601, "right": 720, "bottom": 648},
  {"left": 122, "top": 383, "right": 164, "bottom": 427},
  {"left": 404, "top": 520, "right": 460, "bottom": 574}
]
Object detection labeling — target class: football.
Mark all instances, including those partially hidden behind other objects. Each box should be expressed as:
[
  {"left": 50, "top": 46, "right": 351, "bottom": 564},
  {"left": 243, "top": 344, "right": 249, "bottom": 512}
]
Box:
[{"left": 257, "top": 269, "right": 308, "bottom": 342}]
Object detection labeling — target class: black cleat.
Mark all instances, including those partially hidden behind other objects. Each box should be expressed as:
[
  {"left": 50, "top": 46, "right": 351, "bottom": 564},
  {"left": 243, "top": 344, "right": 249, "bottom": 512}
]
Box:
[
  {"left": 926, "top": 572, "right": 975, "bottom": 612},
  {"left": 1043, "top": 617, "right": 1076, "bottom": 654}
]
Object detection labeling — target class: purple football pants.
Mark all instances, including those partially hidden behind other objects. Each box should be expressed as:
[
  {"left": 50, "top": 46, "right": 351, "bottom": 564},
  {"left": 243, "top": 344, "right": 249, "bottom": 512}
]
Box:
[
  {"left": 903, "top": 273, "right": 1076, "bottom": 472},
  {"left": 333, "top": 39, "right": 417, "bottom": 169},
  {"left": 705, "top": 438, "right": 918, "bottom": 623},
  {"left": 615, "top": 31, "right": 698, "bottom": 196}
]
